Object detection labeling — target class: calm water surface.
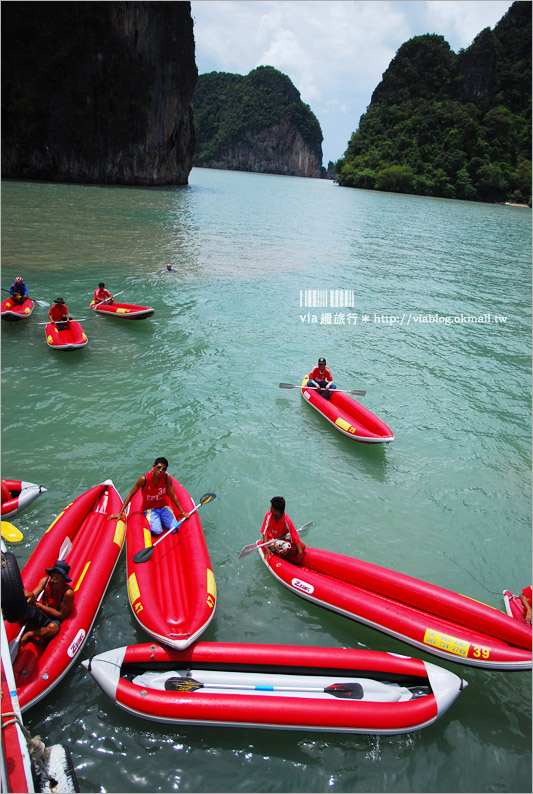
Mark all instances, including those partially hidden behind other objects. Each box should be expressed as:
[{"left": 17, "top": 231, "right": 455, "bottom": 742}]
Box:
[{"left": 1, "top": 169, "right": 531, "bottom": 793}]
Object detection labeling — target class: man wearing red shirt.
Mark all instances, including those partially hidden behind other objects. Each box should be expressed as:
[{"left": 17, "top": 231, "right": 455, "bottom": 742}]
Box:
[
  {"left": 260, "top": 496, "right": 306, "bottom": 564},
  {"left": 48, "top": 297, "right": 70, "bottom": 330},
  {"left": 109, "top": 457, "right": 190, "bottom": 536},
  {"left": 93, "top": 282, "right": 113, "bottom": 305},
  {"left": 308, "top": 357, "right": 336, "bottom": 399}
]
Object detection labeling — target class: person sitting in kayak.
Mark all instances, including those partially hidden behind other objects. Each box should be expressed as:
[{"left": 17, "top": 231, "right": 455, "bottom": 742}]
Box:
[
  {"left": 1, "top": 480, "right": 12, "bottom": 506},
  {"left": 20, "top": 560, "right": 74, "bottom": 647},
  {"left": 93, "top": 282, "right": 113, "bottom": 305},
  {"left": 48, "top": 297, "right": 70, "bottom": 330},
  {"left": 109, "top": 457, "right": 191, "bottom": 536},
  {"left": 520, "top": 586, "right": 532, "bottom": 624},
  {"left": 9, "top": 276, "right": 28, "bottom": 305},
  {"left": 261, "top": 496, "right": 306, "bottom": 564},
  {"left": 308, "top": 357, "right": 336, "bottom": 400}
]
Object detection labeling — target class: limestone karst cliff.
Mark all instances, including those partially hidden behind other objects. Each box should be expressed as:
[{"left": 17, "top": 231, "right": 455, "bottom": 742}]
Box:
[
  {"left": 193, "top": 67, "right": 323, "bottom": 177},
  {"left": 1, "top": 2, "right": 197, "bottom": 185}
]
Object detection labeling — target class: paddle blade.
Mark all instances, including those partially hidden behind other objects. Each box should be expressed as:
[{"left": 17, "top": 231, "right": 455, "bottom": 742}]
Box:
[
  {"left": 165, "top": 676, "right": 203, "bottom": 692},
  {"left": 278, "top": 382, "right": 298, "bottom": 389},
  {"left": 58, "top": 536, "right": 73, "bottom": 560},
  {"left": 35, "top": 299, "right": 50, "bottom": 307},
  {"left": 238, "top": 542, "right": 262, "bottom": 559},
  {"left": 349, "top": 389, "right": 367, "bottom": 396},
  {"left": 199, "top": 492, "right": 216, "bottom": 505},
  {"left": 133, "top": 545, "right": 154, "bottom": 564},
  {"left": 1, "top": 521, "right": 23, "bottom": 543},
  {"left": 324, "top": 683, "right": 364, "bottom": 699},
  {"left": 298, "top": 521, "right": 313, "bottom": 533}
]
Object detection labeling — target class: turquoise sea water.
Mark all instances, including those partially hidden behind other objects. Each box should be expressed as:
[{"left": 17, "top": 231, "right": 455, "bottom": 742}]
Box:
[{"left": 1, "top": 169, "right": 531, "bottom": 793}]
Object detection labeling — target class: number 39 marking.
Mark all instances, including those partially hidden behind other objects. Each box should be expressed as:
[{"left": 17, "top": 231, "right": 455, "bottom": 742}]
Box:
[{"left": 472, "top": 645, "right": 490, "bottom": 659}]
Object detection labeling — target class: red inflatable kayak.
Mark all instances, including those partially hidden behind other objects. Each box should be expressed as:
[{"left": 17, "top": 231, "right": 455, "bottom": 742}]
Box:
[
  {"left": 82, "top": 641, "right": 466, "bottom": 735},
  {"left": 45, "top": 320, "right": 88, "bottom": 350},
  {"left": 4, "top": 480, "right": 125, "bottom": 712},
  {"left": 301, "top": 377, "right": 394, "bottom": 443},
  {"left": 259, "top": 546, "right": 532, "bottom": 670},
  {"left": 90, "top": 301, "right": 154, "bottom": 320},
  {"left": 1, "top": 297, "right": 34, "bottom": 321},
  {"left": 1, "top": 479, "right": 47, "bottom": 520},
  {"left": 126, "top": 476, "right": 216, "bottom": 649}
]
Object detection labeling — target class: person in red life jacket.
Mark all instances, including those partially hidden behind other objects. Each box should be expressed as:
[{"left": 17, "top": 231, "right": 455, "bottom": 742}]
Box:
[
  {"left": 48, "top": 297, "right": 70, "bottom": 330},
  {"left": 93, "top": 282, "right": 113, "bottom": 305},
  {"left": 9, "top": 276, "right": 29, "bottom": 305},
  {"left": 260, "top": 496, "right": 306, "bottom": 564},
  {"left": 519, "top": 586, "right": 532, "bottom": 624},
  {"left": 307, "top": 357, "right": 336, "bottom": 400},
  {"left": 109, "top": 457, "right": 191, "bottom": 536},
  {"left": 20, "top": 560, "right": 74, "bottom": 647}
]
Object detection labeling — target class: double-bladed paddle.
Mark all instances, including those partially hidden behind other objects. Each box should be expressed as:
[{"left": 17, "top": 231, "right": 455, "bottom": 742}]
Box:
[
  {"left": 238, "top": 521, "right": 313, "bottom": 559},
  {"left": 1, "top": 521, "right": 23, "bottom": 543},
  {"left": 279, "top": 382, "right": 366, "bottom": 396},
  {"left": 132, "top": 492, "right": 216, "bottom": 564},
  {"left": 164, "top": 675, "right": 363, "bottom": 699},
  {"left": 9, "top": 535, "right": 73, "bottom": 662},
  {"left": 1, "top": 288, "right": 49, "bottom": 308},
  {"left": 93, "top": 287, "right": 130, "bottom": 309}
]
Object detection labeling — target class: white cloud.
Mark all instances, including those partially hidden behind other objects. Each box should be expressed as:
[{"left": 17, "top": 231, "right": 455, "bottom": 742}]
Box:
[{"left": 191, "top": 0, "right": 514, "bottom": 164}]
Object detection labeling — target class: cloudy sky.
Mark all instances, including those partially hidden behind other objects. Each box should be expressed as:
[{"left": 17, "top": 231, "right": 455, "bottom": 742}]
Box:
[{"left": 191, "top": 0, "right": 514, "bottom": 165}]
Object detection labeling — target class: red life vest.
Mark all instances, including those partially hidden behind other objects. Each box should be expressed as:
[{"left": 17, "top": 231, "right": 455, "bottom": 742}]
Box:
[
  {"left": 43, "top": 581, "right": 73, "bottom": 618},
  {"left": 142, "top": 471, "right": 168, "bottom": 509}
]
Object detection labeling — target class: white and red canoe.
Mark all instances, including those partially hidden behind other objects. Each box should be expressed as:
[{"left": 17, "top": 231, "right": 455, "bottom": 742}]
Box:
[
  {"left": 301, "top": 377, "right": 394, "bottom": 443},
  {"left": 259, "top": 546, "right": 532, "bottom": 671},
  {"left": 1, "top": 479, "right": 47, "bottom": 520},
  {"left": 45, "top": 320, "right": 88, "bottom": 350},
  {"left": 82, "top": 641, "right": 466, "bottom": 735},
  {"left": 4, "top": 480, "right": 125, "bottom": 712},
  {"left": 126, "top": 476, "right": 216, "bottom": 649},
  {"left": 90, "top": 301, "right": 154, "bottom": 320},
  {"left": 1, "top": 297, "right": 35, "bottom": 321}
]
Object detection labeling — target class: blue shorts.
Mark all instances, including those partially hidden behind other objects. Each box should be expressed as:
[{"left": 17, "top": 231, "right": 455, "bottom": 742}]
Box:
[{"left": 144, "top": 506, "right": 176, "bottom": 536}]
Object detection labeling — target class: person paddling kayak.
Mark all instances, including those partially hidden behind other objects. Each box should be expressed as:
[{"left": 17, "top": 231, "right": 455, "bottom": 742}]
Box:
[
  {"left": 261, "top": 496, "right": 306, "bottom": 564},
  {"left": 93, "top": 282, "right": 113, "bottom": 305},
  {"left": 9, "top": 276, "right": 29, "bottom": 305},
  {"left": 110, "top": 457, "right": 190, "bottom": 536},
  {"left": 307, "top": 357, "right": 336, "bottom": 399},
  {"left": 20, "top": 560, "right": 74, "bottom": 647},
  {"left": 48, "top": 297, "right": 70, "bottom": 330}
]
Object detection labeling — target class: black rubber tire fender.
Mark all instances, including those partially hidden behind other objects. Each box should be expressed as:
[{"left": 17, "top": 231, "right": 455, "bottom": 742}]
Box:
[{"left": 1, "top": 550, "right": 29, "bottom": 622}]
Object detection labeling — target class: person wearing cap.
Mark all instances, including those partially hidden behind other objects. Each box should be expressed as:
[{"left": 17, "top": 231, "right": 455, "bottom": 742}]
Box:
[
  {"left": 20, "top": 560, "right": 74, "bottom": 647},
  {"left": 93, "top": 282, "right": 113, "bottom": 305},
  {"left": 48, "top": 297, "right": 70, "bottom": 330},
  {"left": 109, "top": 457, "right": 191, "bottom": 536},
  {"left": 307, "top": 357, "right": 336, "bottom": 400},
  {"left": 260, "top": 496, "right": 306, "bottom": 564},
  {"left": 166, "top": 264, "right": 174, "bottom": 272},
  {"left": 9, "top": 276, "right": 29, "bottom": 305}
]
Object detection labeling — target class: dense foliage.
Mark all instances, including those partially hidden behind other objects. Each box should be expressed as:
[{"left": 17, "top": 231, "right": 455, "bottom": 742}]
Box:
[
  {"left": 193, "top": 66, "right": 323, "bottom": 164},
  {"left": 335, "top": 2, "right": 531, "bottom": 204}
]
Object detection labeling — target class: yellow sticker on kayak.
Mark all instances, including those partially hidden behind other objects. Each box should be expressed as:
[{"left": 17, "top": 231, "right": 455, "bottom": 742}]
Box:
[
  {"left": 74, "top": 561, "right": 91, "bottom": 591},
  {"left": 424, "top": 628, "right": 470, "bottom": 657},
  {"left": 128, "top": 572, "right": 141, "bottom": 605},
  {"left": 114, "top": 519, "right": 125, "bottom": 547},
  {"left": 116, "top": 308, "right": 129, "bottom": 313},
  {"left": 335, "top": 417, "right": 354, "bottom": 433},
  {"left": 206, "top": 568, "right": 216, "bottom": 608}
]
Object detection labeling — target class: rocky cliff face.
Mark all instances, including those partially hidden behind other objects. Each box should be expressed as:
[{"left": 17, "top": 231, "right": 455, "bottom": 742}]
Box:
[
  {"left": 193, "top": 67, "right": 323, "bottom": 177},
  {"left": 1, "top": 2, "right": 197, "bottom": 185},
  {"left": 203, "top": 117, "right": 321, "bottom": 177}
]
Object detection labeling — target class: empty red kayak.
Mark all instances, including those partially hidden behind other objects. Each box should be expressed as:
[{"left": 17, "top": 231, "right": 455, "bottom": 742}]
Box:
[
  {"left": 90, "top": 301, "right": 154, "bottom": 320},
  {"left": 45, "top": 321, "right": 88, "bottom": 350},
  {"left": 4, "top": 480, "right": 125, "bottom": 712},
  {"left": 82, "top": 641, "right": 466, "bottom": 735},
  {"left": 301, "top": 377, "right": 394, "bottom": 442},
  {"left": 1, "top": 297, "right": 34, "bottom": 321},
  {"left": 1, "top": 479, "right": 47, "bottom": 520},
  {"left": 259, "top": 545, "right": 532, "bottom": 670},
  {"left": 126, "top": 476, "right": 216, "bottom": 649}
]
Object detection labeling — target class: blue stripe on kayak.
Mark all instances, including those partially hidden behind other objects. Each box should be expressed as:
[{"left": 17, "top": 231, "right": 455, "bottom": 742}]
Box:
[{"left": 255, "top": 685, "right": 274, "bottom": 691}]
